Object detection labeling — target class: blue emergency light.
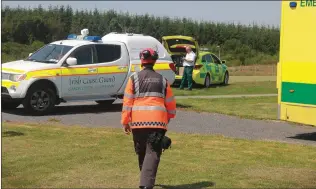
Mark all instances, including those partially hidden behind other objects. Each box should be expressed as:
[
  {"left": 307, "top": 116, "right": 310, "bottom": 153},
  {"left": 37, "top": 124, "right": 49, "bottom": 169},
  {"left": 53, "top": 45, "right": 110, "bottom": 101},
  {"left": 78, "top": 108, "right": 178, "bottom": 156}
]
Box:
[
  {"left": 83, "top": 36, "right": 102, "bottom": 42},
  {"left": 67, "top": 34, "right": 77, "bottom": 40},
  {"left": 289, "top": 1, "right": 297, "bottom": 8}
]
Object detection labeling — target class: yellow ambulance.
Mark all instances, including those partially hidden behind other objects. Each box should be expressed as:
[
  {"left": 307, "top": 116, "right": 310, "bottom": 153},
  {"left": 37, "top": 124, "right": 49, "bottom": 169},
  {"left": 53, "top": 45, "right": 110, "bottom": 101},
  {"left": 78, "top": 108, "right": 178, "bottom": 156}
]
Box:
[{"left": 277, "top": 0, "right": 316, "bottom": 126}]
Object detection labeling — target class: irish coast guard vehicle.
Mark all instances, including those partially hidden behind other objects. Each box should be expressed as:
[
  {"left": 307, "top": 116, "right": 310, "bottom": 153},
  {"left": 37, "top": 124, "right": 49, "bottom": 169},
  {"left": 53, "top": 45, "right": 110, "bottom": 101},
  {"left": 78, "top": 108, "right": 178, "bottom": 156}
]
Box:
[
  {"left": 277, "top": 1, "right": 316, "bottom": 126},
  {"left": 1, "top": 29, "right": 176, "bottom": 115}
]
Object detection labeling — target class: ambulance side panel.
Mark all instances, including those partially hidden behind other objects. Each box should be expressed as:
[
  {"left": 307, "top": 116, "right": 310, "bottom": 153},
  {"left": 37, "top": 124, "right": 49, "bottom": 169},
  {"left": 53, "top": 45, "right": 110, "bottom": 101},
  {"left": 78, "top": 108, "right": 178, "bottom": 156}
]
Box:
[{"left": 278, "top": 1, "right": 316, "bottom": 126}]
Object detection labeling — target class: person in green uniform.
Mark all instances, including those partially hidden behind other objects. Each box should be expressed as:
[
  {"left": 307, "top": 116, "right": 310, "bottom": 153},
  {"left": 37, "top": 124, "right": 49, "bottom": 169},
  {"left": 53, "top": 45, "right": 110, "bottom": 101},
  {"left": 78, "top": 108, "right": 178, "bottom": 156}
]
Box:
[{"left": 179, "top": 46, "right": 196, "bottom": 90}]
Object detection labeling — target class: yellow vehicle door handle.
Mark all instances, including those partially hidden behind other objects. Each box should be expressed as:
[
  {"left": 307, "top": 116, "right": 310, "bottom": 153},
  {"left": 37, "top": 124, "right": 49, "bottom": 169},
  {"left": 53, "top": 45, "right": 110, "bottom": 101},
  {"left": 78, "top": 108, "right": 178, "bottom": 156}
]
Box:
[
  {"left": 88, "top": 68, "right": 97, "bottom": 73},
  {"left": 118, "top": 66, "right": 127, "bottom": 70}
]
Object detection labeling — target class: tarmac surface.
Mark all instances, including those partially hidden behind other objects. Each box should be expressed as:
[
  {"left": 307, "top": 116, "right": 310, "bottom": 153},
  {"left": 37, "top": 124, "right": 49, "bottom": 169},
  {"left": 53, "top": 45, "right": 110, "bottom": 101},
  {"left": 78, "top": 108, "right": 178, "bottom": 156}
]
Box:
[{"left": 2, "top": 96, "right": 316, "bottom": 146}]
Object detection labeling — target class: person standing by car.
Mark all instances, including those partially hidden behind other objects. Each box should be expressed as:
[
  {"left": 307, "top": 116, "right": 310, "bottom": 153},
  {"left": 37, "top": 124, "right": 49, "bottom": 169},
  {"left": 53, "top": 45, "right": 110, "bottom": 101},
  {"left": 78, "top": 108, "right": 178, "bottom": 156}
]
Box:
[
  {"left": 179, "top": 46, "right": 196, "bottom": 90},
  {"left": 121, "top": 48, "right": 176, "bottom": 189}
]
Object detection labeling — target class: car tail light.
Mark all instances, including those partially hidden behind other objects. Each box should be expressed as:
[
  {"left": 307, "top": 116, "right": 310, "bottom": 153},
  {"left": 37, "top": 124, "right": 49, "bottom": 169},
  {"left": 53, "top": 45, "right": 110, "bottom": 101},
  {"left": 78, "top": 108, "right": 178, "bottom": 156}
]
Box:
[
  {"left": 194, "top": 65, "right": 203, "bottom": 70},
  {"left": 169, "top": 63, "right": 176, "bottom": 73}
]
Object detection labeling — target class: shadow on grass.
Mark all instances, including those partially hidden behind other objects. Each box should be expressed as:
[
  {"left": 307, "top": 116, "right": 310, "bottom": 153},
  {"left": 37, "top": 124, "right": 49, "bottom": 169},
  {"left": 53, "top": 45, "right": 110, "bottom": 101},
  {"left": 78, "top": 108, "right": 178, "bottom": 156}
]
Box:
[
  {"left": 156, "top": 181, "right": 215, "bottom": 189},
  {"left": 288, "top": 132, "right": 316, "bottom": 141},
  {"left": 172, "top": 82, "right": 230, "bottom": 89},
  {"left": 176, "top": 103, "right": 193, "bottom": 109},
  {"left": 2, "top": 131, "right": 24, "bottom": 137}
]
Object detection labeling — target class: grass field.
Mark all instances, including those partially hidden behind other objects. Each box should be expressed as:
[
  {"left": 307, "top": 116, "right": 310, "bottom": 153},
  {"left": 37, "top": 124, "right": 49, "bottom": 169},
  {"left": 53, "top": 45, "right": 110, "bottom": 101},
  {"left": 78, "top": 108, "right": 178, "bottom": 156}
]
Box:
[
  {"left": 173, "top": 81, "right": 277, "bottom": 97},
  {"left": 2, "top": 122, "right": 316, "bottom": 188},
  {"left": 176, "top": 96, "right": 278, "bottom": 120},
  {"left": 230, "top": 76, "right": 276, "bottom": 83},
  {"left": 228, "top": 65, "right": 277, "bottom": 76}
]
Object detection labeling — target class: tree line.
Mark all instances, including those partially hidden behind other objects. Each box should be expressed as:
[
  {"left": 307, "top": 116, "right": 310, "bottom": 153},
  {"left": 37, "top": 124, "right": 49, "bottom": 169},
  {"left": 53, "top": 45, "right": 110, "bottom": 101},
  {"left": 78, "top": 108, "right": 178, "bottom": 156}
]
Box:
[{"left": 1, "top": 5, "right": 280, "bottom": 65}]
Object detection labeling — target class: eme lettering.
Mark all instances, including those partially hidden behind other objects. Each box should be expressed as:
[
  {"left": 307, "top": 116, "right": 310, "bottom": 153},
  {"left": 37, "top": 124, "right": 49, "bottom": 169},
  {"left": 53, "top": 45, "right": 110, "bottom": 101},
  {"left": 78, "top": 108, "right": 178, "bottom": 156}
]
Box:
[{"left": 301, "top": 0, "right": 316, "bottom": 7}]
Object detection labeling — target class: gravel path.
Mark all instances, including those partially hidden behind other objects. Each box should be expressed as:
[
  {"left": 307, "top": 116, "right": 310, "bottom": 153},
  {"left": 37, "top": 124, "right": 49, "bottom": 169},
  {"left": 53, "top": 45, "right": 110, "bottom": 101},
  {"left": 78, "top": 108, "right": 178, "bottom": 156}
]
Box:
[{"left": 3, "top": 99, "right": 316, "bottom": 146}]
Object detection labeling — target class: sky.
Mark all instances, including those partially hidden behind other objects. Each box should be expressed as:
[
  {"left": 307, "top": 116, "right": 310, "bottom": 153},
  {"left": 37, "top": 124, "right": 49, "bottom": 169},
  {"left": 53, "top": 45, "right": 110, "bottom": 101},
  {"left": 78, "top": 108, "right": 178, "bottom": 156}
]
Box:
[{"left": 2, "top": 1, "right": 282, "bottom": 27}]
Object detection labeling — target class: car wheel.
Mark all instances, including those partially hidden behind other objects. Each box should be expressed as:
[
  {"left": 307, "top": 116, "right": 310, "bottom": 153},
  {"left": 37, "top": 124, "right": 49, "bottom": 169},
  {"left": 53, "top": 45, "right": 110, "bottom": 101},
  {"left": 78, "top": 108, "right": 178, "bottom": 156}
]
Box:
[
  {"left": 204, "top": 74, "right": 211, "bottom": 88},
  {"left": 222, "top": 71, "right": 229, "bottom": 85},
  {"left": 95, "top": 99, "right": 115, "bottom": 106},
  {"left": 22, "top": 86, "right": 56, "bottom": 116},
  {"left": 2, "top": 102, "right": 21, "bottom": 110}
]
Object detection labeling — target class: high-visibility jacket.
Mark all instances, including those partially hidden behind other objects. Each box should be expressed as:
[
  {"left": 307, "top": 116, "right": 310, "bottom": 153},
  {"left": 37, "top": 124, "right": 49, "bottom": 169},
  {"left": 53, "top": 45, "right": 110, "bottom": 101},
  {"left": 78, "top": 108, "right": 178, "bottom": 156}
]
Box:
[{"left": 121, "top": 67, "right": 176, "bottom": 130}]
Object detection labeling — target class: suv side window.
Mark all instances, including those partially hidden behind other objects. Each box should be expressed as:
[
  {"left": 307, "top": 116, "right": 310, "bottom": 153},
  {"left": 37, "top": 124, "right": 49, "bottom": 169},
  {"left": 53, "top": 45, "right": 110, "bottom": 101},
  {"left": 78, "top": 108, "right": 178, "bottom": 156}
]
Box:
[
  {"left": 205, "top": 54, "right": 213, "bottom": 63},
  {"left": 211, "top": 54, "right": 221, "bottom": 64},
  {"left": 201, "top": 55, "right": 207, "bottom": 62},
  {"left": 70, "top": 45, "right": 95, "bottom": 65},
  {"left": 95, "top": 44, "right": 121, "bottom": 63}
]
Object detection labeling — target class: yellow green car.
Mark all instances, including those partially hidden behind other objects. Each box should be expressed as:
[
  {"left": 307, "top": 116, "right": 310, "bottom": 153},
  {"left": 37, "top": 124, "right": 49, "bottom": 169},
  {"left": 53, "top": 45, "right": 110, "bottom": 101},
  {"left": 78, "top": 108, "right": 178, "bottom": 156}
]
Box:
[{"left": 162, "top": 35, "right": 229, "bottom": 87}]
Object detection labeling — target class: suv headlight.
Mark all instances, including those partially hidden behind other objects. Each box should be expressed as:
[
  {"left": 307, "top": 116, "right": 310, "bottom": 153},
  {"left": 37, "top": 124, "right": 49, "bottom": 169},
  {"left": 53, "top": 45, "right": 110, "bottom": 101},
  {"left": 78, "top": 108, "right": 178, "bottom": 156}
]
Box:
[{"left": 9, "top": 74, "right": 26, "bottom": 82}]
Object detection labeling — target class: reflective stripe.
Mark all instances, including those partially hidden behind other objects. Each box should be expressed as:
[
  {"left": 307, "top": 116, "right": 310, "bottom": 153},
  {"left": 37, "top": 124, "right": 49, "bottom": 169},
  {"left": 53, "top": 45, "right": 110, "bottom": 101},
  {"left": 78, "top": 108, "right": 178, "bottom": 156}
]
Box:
[
  {"left": 138, "top": 92, "right": 165, "bottom": 98},
  {"left": 124, "top": 93, "right": 135, "bottom": 99},
  {"left": 131, "top": 72, "right": 168, "bottom": 99},
  {"left": 162, "top": 78, "right": 167, "bottom": 97},
  {"left": 130, "top": 121, "right": 167, "bottom": 127},
  {"left": 132, "top": 106, "right": 167, "bottom": 112},
  {"left": 167, "top": 110, "right": 176, "bottom": 115},
  {"left": 133, "top": 73, "right": 140, "bottom": 95},
  {"left": 125, "top": 92, "right": 165, "bottom": 98},
  {"left": 165, "top": 96, "right": 174, "bottom": 103},
  {"left": 122, "top": 106, "right": 133, "bottom": 111}
]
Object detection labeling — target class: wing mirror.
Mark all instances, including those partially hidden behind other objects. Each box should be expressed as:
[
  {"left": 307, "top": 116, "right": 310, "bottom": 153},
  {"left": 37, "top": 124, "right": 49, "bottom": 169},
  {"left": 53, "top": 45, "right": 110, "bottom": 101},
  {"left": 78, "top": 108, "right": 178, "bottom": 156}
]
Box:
[
  {"left": 66, "top": 57, "right": 77, "bottom": 66},
  {"left": 29, "top": 53, "right": 32, "bottom": 57},
  {"left": 222, "top": 60, "right": 226, "bottom": 64}
]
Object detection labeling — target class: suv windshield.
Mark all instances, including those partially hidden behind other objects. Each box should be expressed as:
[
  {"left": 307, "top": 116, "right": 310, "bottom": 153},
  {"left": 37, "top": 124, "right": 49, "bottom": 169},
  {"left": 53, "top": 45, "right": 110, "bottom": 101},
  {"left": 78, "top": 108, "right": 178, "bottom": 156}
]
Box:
[{"left": 27, "top": 44, "right": 73, "bottom": 64}]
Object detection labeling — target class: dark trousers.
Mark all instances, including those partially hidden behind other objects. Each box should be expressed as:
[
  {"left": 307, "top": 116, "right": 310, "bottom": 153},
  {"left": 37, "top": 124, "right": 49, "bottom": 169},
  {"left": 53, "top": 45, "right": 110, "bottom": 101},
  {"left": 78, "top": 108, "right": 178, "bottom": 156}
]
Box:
[
  {"left": 132, "top": 129, "right": 166, "bottom": 188},
  {"left": 179, "top": 66, "right": 194, "bottom": 90}
]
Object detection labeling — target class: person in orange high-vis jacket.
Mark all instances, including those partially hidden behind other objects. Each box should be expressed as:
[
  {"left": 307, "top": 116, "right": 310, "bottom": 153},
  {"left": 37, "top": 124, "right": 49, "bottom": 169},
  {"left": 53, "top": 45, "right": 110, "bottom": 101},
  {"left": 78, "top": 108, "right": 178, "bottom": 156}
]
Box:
[{"left": 121, "top": 48, "right": 176, "bottom": 189}]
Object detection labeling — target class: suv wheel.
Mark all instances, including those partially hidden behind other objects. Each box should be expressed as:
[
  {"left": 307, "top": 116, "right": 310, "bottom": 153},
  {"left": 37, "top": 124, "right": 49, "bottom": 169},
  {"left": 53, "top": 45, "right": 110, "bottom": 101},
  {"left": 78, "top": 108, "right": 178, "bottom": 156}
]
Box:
[
  {"left": 222, "top": 72, "right": 229, "bottom": 85},
  {"left": 204, "top": 74, "right": 211, "bottom": 88},
  {"left": 23, "top": 86, "right": 56, "bottom": 116}
]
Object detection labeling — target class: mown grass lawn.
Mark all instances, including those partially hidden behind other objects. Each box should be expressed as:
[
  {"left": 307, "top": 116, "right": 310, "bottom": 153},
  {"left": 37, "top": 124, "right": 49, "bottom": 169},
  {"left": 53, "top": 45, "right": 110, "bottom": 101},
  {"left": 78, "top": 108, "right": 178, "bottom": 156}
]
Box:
[
  {"left": 230, "top": 76, "right": 276, "bottom": 83},
  {"left": 176, "top": 96, "right": 278, "bottom": 120},
  {"left": 172, "top": 81, "right": 277, "bottom": 96},
  {"left": 2, "top": 122, "right": 316, "bottom": 188}
]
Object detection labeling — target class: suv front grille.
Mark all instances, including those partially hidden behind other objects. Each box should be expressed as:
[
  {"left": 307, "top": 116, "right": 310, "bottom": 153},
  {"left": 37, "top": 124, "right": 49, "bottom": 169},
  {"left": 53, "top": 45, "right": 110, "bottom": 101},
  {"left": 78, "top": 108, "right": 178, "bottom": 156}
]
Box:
[{"left": 2, "top": 73, "right": 10, "bottom": 80}]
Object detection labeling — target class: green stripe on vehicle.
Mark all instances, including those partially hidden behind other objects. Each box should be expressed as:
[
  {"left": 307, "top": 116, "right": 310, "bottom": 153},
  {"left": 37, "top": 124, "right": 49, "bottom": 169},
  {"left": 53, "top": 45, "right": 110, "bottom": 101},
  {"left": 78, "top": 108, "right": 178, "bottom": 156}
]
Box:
[
  {"left": 281, "top": 82, "right": 316, "bottom": 105},
  {"left": 200, "top": 73, "right": 206, "bottom": 78},
  {"left": 206, "top": 65, "right": 211, "bottom": 72}
]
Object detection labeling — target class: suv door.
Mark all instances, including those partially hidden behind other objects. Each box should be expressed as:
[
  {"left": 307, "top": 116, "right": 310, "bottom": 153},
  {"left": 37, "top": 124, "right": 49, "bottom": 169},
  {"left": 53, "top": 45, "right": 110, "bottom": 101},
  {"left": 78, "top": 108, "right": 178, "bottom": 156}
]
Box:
[
  {"left": 199, "top": 55, "right": 208, "bottom": 78},
  {"left": 211, "top": 54, "right": 223, "bottom": 83},
  {"left": 93, "top": 43, "right": 129, "bottom": 97},
  {"left": 204, "top": 54, "right": 218, "bottom": 83},
  {"left": 61, "top": 44, "right": 99, "bottom": 100}
]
